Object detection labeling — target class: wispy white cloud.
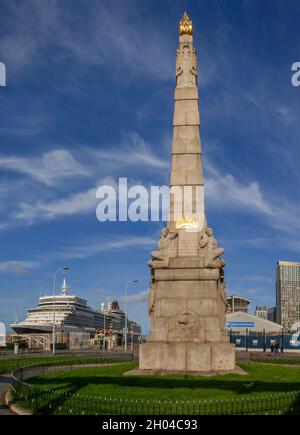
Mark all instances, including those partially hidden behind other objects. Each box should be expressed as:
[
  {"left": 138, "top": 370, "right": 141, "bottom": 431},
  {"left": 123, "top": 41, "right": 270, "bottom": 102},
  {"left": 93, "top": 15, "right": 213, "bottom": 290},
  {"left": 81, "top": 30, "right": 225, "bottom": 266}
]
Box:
[
  {"left": 55, "top": 236, "right": 155, "bottom": 260},
  {"left": 205, "top": 159, "right": 274, "bottom": 216},
  {"left": 0, "top": 261, "right": 39, "bottom": 276},
  {"left": 0, "top": 111, "right": 50, "bottom": 137},
  {"left": 91, "top": 132, "right": 168, "bottom": 170},
  {"left": 0, "top": 0, "right": 173, "bottom": 82},
  {"left": 245, "top": 287, "right": 263, "bottom": 297},
  {"left": 204, "top": 159, "right": 300, "bottom": 235},
  {"left": 57, "top": 2, "right": 173, "bottom": 81},
  {"left": 3, "top": 132, "right": 167, "bottom": 227},
  {"left": 0, "top": 149, "right": 89, "bottom": 186},
  {"left": 121, "top": 290, "right": 149, "bottom": 302},
  {"left": 222, "top": 235, "right": 300, "bottom": 256},
  {"left": 0, "top": 236, "right": 154, "bottom": 275},
  {"left": 0, "top": 130, "right": 166, "bottom": 194},
  {"left": 13, "top": 186, "right": 97, "bottom": 223}
]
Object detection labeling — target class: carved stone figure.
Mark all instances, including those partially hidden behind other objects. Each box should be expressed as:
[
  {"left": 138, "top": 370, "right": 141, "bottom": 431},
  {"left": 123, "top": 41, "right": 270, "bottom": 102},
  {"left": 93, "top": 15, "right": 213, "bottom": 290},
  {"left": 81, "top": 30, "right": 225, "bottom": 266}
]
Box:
[
  {"left": 199, "top": 227, "right": 209, "bottom": 249},
  {"left": 176, "top": 44, "right": 198, "bottom": 88},
  {"left": 203, "top": 227, "right": 225, "bottom": 268},
  {"left": 206, "top": 228, "right": 224, "bottom": 265},
  {"left": 148, "top": 228, "right": 178, "bottom": 268},
  {"left": 198, "top": 226, "right": 225, "bottom": 267}
]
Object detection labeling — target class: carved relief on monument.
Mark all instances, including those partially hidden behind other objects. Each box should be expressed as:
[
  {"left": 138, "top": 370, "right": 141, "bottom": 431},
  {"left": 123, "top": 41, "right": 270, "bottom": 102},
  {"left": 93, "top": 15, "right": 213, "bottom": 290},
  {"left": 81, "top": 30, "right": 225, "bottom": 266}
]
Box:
[
  {"left": 198, "top": 226, "right": 225, "bottom": 268},
  {"left": 148, "top": 225, "right": 225, "bottom": 271},
  {"left": 148, "top": 276, "right": 157, "bottom": 333},
  {"left": 176, "top": 309, "right": 199, "bottom": 331},
  {"left": 176, "top": 44, "right": 198, "bottom": 88},
  {"left": 148, "top": 228, "right": 178, "bottom": 268}
]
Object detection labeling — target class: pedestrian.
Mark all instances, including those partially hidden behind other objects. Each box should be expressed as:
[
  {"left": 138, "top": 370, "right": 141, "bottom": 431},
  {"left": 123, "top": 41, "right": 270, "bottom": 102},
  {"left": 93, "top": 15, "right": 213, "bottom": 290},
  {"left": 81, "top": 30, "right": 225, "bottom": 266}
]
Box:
[
  {"left": 274, "top": 340, "right": 280, "bottom": 356},
  {"left": 270, "top": 342, "right": 274, "bottom": 354}
]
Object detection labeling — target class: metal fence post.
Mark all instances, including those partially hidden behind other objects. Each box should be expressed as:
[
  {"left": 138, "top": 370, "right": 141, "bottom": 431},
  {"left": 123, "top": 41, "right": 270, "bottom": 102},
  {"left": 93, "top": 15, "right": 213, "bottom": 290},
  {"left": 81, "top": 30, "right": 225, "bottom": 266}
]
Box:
[{"left": 263, "top": 328, "right": 266, "bottom": 352}]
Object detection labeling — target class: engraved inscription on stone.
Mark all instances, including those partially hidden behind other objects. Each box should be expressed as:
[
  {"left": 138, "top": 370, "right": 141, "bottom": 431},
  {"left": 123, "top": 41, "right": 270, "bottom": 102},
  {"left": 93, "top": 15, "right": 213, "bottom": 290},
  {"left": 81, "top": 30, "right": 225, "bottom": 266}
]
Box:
[{"left": 178, "top": 231, "right": 198, "bottom": 257}]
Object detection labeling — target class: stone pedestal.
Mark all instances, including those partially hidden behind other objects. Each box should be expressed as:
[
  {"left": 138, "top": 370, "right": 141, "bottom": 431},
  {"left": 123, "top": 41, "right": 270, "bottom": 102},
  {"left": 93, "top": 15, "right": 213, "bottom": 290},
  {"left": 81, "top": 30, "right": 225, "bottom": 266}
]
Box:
[
  {"left": 139, "top": 254, "right": 235, "bottom": 373},
  {"left": 140, "top": 342, "right": 235, "bottom": 373}
]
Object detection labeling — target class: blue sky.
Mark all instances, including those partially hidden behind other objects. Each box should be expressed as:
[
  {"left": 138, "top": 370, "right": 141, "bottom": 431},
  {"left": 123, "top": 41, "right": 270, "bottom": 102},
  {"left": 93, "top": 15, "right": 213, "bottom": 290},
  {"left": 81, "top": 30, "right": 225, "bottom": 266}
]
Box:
[{"left": 0, "top": 0, "right": 300, "bottom": 334}]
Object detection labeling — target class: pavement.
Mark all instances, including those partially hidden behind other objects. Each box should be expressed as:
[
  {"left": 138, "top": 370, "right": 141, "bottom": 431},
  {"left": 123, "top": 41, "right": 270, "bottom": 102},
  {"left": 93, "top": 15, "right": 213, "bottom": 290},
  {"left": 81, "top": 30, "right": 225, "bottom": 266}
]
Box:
[{"left": 0, "top": 373, "right": 14, "bottom": 415}]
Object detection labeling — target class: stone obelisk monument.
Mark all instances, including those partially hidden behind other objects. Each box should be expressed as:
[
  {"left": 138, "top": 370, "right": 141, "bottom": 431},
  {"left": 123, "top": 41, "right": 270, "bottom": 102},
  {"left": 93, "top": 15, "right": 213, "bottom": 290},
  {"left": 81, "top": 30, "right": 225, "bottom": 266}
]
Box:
[{"left": 139, "top": 12, "right": 235, "bottom": 373}]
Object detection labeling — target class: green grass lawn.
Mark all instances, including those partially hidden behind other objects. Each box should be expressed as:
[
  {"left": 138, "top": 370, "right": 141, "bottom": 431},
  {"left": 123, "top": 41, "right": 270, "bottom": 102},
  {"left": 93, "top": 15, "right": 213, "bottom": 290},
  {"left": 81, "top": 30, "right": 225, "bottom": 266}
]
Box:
[
  {"left": 12, "top": 362, "right": 300, "bottom": 414},
  {"left": 27, "top": 362, "right": 300, "bottom": 401},
  {"left": 0, "top": 355, "right": 129, "bottom": 373}
]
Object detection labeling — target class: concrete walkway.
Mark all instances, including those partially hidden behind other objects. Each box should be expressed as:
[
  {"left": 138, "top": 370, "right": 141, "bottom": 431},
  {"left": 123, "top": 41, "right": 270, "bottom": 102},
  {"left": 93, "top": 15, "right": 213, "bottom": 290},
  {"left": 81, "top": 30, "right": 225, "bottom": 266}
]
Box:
[{"left": 0, "top": 374, "right": 14, "bottom": 415}]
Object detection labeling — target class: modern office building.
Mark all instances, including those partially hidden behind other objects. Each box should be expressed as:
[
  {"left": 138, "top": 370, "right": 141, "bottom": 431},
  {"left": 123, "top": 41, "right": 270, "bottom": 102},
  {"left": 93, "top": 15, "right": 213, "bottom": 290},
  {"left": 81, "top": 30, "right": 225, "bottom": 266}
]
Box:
[
  {"left": 226, "top": 295, "right": 251, "bottom": 313},
  {"left": 255, "top": 306, "right": 277, "bottom": 323},
  {"left": 276, "top": 261, "right": 300, "bottom": 331},
  {"left": 267, "top": 307, "right": 276, "bottom": 323}
]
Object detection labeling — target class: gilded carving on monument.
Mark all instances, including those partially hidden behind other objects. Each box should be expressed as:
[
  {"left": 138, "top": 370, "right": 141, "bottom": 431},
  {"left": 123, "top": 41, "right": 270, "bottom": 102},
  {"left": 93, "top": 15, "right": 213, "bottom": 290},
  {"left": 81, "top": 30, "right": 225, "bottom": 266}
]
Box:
[{"left": 179, "top": 12, "right": 193, "bottom": 36}]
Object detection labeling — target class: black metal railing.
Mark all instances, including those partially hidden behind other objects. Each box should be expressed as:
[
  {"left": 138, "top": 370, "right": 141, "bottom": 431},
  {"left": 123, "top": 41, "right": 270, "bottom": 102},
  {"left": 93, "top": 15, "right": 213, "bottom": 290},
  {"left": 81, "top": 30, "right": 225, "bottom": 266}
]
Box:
[{"left": 10, "top": 375, "right": 300, "bottom": 415}]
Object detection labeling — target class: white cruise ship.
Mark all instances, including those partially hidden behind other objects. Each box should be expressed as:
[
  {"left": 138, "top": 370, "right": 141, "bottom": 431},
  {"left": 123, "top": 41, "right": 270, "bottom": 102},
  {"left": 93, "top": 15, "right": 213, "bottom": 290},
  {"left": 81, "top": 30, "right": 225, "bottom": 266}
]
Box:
[{"left": 11, "top": 280, "right": 105, "bottom": 334}]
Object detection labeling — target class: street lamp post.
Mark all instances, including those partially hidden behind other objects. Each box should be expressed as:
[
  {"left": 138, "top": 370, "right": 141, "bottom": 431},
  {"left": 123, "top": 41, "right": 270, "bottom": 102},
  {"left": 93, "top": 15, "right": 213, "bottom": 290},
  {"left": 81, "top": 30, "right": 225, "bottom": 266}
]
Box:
[
  {"left": 52, "top": 266, "right": 69, "bottom": 356},
  {"left": 124, "top": 280, "right": 138, "bottom": 352},
  {"left": 103, "top": 312, "right": 106, "bottom": 351},
  {"left": 131, "top": 325, "right": 134, "bottom": 353}
]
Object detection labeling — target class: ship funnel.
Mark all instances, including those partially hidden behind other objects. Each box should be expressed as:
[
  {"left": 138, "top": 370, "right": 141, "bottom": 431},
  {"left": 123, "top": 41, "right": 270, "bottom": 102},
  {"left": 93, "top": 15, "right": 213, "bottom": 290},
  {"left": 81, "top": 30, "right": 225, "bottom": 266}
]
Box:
[{"left": 61, "top": 278, "right": 70, "bottom": 295}]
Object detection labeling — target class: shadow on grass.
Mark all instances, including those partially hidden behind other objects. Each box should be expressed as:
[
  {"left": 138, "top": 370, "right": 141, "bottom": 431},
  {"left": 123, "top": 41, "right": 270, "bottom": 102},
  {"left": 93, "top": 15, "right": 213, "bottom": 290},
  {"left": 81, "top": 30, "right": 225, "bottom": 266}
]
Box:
[
  {"left": 29, "top": 375, "right": 300, "bottom": 396},
  {"left": 30, "top": 384, "right": 81, "bottom": 415}
]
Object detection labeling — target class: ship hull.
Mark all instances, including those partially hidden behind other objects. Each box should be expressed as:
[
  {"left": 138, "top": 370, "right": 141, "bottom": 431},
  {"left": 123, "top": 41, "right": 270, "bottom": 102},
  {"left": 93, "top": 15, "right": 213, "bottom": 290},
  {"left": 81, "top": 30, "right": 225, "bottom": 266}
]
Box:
[{"left": 11, "top": 324, "right": 53, "bottom": 334}]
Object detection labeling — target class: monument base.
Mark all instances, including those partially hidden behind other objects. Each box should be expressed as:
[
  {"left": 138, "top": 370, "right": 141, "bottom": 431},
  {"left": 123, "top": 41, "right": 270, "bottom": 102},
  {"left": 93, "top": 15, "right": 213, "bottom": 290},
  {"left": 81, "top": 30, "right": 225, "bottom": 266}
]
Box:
[
  {"left": 139, "top": 342, "right": 235, "bottom": 373},
  {"left": 124, "top": 366, "right": 247, "bottom": 377}
]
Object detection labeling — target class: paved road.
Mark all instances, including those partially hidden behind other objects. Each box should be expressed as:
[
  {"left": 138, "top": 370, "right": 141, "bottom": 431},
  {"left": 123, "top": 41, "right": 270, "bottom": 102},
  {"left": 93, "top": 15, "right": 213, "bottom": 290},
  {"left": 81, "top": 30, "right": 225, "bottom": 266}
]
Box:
[{"left": 0, "top": 374, "right": 14, "bottom": 415}]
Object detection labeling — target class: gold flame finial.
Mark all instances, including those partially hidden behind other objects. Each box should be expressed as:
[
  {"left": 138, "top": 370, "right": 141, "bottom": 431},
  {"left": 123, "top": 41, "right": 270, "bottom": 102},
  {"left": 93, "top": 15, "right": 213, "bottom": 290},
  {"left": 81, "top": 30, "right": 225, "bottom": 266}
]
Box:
[{"left": 179, "top": 11, "right": 193, "bottom": 36}]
